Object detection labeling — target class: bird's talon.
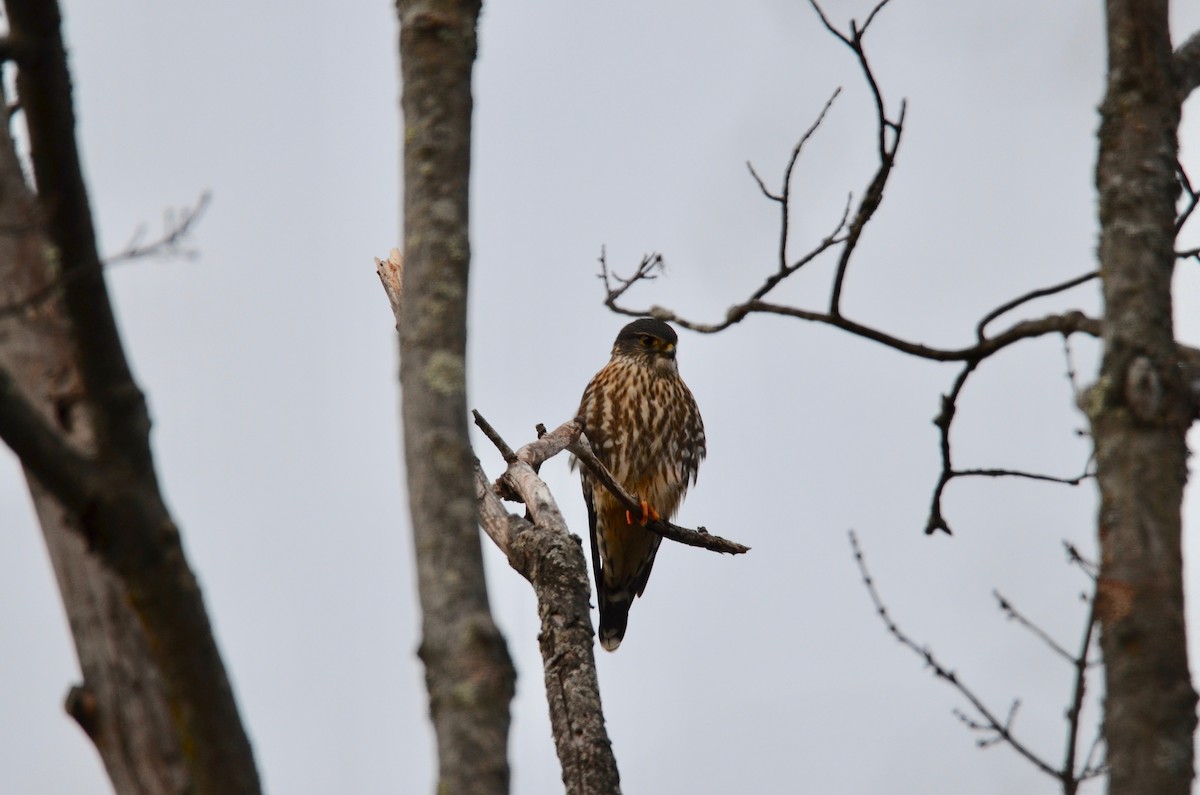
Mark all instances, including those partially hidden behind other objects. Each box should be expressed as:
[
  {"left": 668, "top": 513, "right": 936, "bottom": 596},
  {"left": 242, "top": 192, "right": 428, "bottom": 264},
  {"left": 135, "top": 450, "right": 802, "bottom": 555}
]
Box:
[{"left": 624, "top": 500, "right": 659, "bottom": 526}]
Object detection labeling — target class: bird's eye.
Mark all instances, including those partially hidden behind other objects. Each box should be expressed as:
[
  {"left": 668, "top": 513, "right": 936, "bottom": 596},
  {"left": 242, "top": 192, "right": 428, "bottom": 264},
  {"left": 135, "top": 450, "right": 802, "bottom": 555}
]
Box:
[{"left": 639, "top": 335, "right": 654, "bottom": 347}]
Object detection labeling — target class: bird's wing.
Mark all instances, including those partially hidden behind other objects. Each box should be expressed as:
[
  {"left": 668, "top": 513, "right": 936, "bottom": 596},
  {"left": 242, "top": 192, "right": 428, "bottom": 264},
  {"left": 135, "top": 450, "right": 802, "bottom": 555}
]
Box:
[{"left": 582, "top": 476, "right": 604, "bottom": 599}]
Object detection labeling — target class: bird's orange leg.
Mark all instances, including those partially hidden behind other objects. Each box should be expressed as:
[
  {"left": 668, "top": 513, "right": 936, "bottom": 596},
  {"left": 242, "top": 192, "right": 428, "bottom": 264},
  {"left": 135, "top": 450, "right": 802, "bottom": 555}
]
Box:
[{"left": 626, "top": 500, "right": 661, "bottom": 526}]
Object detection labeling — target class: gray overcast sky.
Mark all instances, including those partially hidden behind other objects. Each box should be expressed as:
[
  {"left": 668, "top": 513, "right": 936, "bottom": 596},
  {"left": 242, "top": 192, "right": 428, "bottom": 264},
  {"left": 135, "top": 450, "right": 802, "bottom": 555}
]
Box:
[{"left": 4, "top": 1, "right": 1200, "bottom": 793}]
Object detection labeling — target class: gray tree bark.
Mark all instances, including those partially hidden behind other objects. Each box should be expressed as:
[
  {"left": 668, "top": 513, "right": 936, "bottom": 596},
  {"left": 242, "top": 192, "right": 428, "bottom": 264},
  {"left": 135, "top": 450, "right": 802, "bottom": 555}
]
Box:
[
  {"left": 0, "top": 1, "right": 262, "bottom": 792},
  {"left": 470, "top": 418, "right": 623, "bottom": 795},
  {"left": 395, "top": 2, "right": 516, "bottom": 794},
  {"left": 1091, "top": 2, "right": 1198, "bottom": 793},
  {"left": 0, "top": 83, "right": 188, "bottom": 795}
]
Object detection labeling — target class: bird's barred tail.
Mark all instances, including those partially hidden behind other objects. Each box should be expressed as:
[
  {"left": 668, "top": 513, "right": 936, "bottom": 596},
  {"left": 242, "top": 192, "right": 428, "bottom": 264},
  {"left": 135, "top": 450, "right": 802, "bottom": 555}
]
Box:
[{"left": 598, "top": 593, "right": 632, "bottom": 652}]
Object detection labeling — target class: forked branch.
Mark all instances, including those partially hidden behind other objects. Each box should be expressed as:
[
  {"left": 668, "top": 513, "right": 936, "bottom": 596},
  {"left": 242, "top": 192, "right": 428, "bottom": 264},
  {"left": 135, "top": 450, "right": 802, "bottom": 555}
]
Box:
[
  {"left": 850, "top": 531, "right": 1105, "bottom": 793},
  {"left": 472, "top": 412, "right": 750, "bottom": 556},
  {"left": 598, "top": 0, "right": 1118, "bottom": 536}
]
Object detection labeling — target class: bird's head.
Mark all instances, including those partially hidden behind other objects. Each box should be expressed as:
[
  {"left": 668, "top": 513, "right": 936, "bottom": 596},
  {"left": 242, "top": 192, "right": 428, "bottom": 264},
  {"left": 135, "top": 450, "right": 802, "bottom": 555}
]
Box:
[{"left": 612, "top": 318, "right": 679, "bottom": 373}]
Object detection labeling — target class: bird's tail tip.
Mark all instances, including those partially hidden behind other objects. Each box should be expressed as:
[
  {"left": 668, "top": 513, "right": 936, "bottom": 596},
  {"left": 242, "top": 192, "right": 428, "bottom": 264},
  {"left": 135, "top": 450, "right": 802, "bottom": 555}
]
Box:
[{"left": 598, "top": 597, "right": 630, "bottom": 652}]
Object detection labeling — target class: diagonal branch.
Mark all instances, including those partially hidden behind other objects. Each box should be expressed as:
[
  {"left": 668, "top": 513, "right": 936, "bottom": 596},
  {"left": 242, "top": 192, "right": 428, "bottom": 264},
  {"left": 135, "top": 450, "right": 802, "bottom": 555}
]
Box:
[
  {"left": 472, "top": 412, "right": 750, "bottom": 556},
  {"left": 0, "top": 192, "right": 212, "bottom": 323},
  {"left": 849, "top": 530, "right": 1065, "bottom": 783},
  {"left": 994, "top": 590, "right": 1078, "bottom": 666},
  {"left": 104, "top": 191, "right": 211, "bottom": 265},
  {"left": 1174, "top": 29, "right": 1200, "bottom": 102},
  {"left": 0, "top": 364, "right": 99, "bottom": 513},
  {"left": 8, "top": 0, "right": 155, "bottom": 472},
  {"left": 568, "top": 431, "right": 749, "bottom": 555}
]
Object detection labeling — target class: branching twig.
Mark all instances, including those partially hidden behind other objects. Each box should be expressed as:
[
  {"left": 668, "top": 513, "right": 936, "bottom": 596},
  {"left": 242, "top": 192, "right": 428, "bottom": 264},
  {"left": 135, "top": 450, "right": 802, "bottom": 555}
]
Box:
[
  {"left": 746, "top": 86, "right": 844, "bottom": 276},
  {"left": 0, "top": 192, "right": 213, "bottom": 322},
  {"left": 1062, "top": 586, "right": 1102, "bottom": 788},
  {"left": 955, "top": 700, "right": 1021, "bottom": 749},
  {"left": 994, "top": 590, "right": 1076, "bottom": 665},
  {"left": 975, "top": 271, "right": 1099, "bottom": 341},
  {"left": 105, "top": 191, "right": 211, "bottom": 265},
  {"left": 925, "top": 344, "right": 1094, "bottom": 535},
  {"left": 1064, "top": 542, "right": 1099, "bottom": 582},
  {"left": 849, "top": 530, "right": 1060, "bottom": 779},
  {"left": 851, "top": 531, "right": 1104, "bottom": 791}
]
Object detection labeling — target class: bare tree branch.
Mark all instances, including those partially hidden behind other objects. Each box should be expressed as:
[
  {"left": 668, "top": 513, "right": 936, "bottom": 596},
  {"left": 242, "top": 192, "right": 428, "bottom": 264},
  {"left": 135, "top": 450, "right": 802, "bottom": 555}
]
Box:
[
  {"left": 975, "top": 271, "right": 1099, "bottom": 341},
  {"left": 1174, "top": 28, "right": 1200, "bottom": 102},
  {"left": 1174, "top": 161, "right": 1198, "bottom": 236},
  {"left": 0, "top": 364, "right": 99, "bottom": 513},
  {"left": 849, "top": 531, "right": 1061, "bottom": 780},
  {"left": 472, "top": 411, "right": 750, "bottom": 557},
  {"left": 567, "top": 429, "right": 750, "bottom": 555},
  {"left": 374, "top": 247, "right": 403, "bottom": 326},
  {"left": 471, "top": 418, "right": 621, "bottom": 795},
  {"left": 925, "top": 351, "right": 1094, "bottom": 535},
  {"left": 994, "top": 590, "right": 1078, "bottom": 666},
  {"left": 104, "top": 191, "right": 211, "bottom": 265},
  {"left": 0, "top": 192, "right": 212, "bottom": 323},
  {"left": 851, "top": 531, "right": 1104, "bottom": 793}
]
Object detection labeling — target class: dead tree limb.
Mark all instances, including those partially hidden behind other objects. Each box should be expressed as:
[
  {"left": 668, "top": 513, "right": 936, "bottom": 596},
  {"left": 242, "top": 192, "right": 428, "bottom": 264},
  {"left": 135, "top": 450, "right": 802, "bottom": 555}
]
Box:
[
  {"left": 471, "top": 417, "right": 621, "bottom": 795},
  {"left": 463, "top": 408, "right": 753, "bottom": 790}
]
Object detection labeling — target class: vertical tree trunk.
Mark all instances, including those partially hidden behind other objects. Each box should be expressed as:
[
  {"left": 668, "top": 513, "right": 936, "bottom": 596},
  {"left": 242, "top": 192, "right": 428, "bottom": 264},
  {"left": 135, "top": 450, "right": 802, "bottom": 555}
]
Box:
[
  {"left": 1092, "top": 2, "right": 1198, "bottom": 793},
  {"left": 395, "top": 2, "right": 516, "bottom": 794}
]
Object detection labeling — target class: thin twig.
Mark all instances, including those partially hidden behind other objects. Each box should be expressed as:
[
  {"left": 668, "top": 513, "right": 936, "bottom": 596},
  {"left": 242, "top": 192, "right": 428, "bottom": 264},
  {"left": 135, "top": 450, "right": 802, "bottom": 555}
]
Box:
[
  {"left": 748, "top": 86, "right": 842, "bottom": 273},
  {"left": 0, "top": 193, "right": 212, "bottom": 321},
  {"left": 994, "top": 590, "right": 1077, "bottom": 665},
  {"left": 472, "top": 409, "right": 517, "bottom": 464},
  {"left": 1064, "top": 542, "right": 1099, "bottom": 582},
  {"left": 848, "top": 530, "right": 1060, "bottom": 780},
  {"left": 976, "top": 271, "right": 1099, "bottom": 341},
  {"left": 105, "top": 191, "right": 211, "bottom": 265},
  {"left": 1063, "top": 586, "right": 1101, "bottom": 788},
  {"left": 1175, "top": 160, "right": 1199, "bottom": 234}
]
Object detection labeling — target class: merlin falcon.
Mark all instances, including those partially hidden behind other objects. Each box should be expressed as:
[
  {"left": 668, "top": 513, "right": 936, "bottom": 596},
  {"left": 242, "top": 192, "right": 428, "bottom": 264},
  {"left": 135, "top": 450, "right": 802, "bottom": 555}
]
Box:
[{"left": 576, "top": 318, "right": 706, "bottom": 651}]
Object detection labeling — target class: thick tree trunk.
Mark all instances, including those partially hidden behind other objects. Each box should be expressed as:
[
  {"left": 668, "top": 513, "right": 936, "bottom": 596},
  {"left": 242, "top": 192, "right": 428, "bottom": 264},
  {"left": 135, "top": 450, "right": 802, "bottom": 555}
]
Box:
[
  {"left": 1091, "top": 2, "right": 1198, "bottom": 793},
  {"left": 0, "top": 1, "right": 262, "bottom": 792},
  {"left": 0, "top": 85, "right": 188, "bottom": 795},
  {"left": 395, "top": 2, "right": 516, "bottom": 794}
]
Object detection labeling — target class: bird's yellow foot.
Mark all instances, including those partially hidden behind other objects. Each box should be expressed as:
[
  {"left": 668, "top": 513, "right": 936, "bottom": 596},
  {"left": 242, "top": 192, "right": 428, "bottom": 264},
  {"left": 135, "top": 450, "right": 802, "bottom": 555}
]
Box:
[{"left": 626, "top": 500, "right": 660, "bottom": 526}]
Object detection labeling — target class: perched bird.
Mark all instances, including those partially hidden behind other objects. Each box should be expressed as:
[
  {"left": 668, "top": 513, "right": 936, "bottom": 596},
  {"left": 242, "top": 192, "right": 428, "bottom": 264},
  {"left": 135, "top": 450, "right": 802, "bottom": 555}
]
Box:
[{"left": 576, "top": 318, "right": 706, "bottom": 651}]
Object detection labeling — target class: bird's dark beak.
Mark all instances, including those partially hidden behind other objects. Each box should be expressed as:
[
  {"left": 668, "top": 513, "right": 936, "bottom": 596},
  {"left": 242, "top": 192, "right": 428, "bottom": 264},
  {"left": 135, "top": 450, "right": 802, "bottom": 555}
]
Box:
[{"left": 664, "top": 343, "right": 676, "bottom": 359}]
